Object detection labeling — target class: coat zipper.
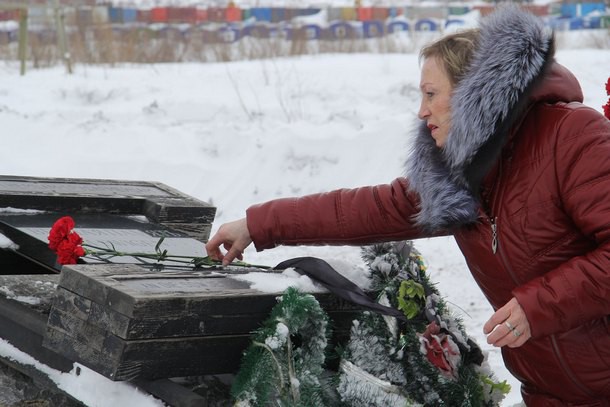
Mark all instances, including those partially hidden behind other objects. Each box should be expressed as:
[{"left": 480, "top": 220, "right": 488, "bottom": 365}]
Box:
[
  {"left": 488, "top": 156, "right": 504, "bottom": 254},
  {"left": 487, "top": 154, "right": 520, "bottom": 285},
  {"left": 490, "top": 149, "right": 596, "bottom": 398},
  {"left": 490, "top": 217, "right": 498, "bottom": 254}
]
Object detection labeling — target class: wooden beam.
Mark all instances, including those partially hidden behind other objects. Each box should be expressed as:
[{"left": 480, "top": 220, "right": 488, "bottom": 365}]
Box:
[
  {"left": 0, "top": 274, "right": 73, "bottom": 372},
  {"left": 0, "top": 272, "right": 210, "bottom": 405},
  {"left": 0, "top": 175, "right": 216, "bottom": 242},
  {"left": 0, "top": 354, "right": 84, "bottom": 406}
]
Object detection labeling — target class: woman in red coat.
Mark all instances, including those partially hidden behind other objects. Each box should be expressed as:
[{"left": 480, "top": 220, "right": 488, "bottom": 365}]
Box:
[{"left": 206, "top": 5, "right": 610, "bottom": 405}]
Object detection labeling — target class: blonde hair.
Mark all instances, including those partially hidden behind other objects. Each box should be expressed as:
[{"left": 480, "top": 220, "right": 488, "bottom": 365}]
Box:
[{"left": 419, "top": 29, "right": 480, "bottom": 86}]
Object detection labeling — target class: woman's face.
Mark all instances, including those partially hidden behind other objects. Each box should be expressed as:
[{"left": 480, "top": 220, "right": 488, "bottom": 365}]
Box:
[{"left": 418, "top": 56, "right": 453, "bottom": 148}]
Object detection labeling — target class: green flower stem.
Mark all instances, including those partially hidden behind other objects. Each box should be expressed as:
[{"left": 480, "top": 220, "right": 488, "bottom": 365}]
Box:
[{"left": 82, "top": 244, "right": 270, "bottom": 270}]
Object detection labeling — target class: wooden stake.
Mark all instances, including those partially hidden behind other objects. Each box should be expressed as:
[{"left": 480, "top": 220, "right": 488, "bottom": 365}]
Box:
[
  {"left": 18, "top": 8, "right": 27, "bottom": 76},
  {"left": 52, "top": 0, "right": 72, "bottom": 74}
]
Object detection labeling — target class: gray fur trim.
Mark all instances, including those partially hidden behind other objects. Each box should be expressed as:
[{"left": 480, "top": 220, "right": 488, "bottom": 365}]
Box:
[
  {"left": 405, "top": 4, "right": 553, "bottom": 232},
  {"left": 407, "top": 122, "right": 480, "bottom": 231}
]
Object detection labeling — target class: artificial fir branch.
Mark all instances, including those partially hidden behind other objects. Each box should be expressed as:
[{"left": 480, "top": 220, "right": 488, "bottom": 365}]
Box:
[
  {"left": 252, "top": 341, "right": 286, "bottom": 390},
  {"left": 232, "top": 242, "right": 509, "bottom": 406},
  {"left": 232, "top": 288, "right": 330, "bottom": 406},
  {"left": 340, "top": 242, "right": 509, "bottom": 406}
]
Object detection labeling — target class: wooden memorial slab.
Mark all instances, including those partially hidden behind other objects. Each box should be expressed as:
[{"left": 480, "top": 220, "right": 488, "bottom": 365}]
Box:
[
  {"left": 0, "top": 175, "right": 215, "bottom": 273},
  {"left": 0, "top": 175, "right": 362, "bottom": 388},
  {"left": 0, "top": 212, "right": 210, "bottom": 272},
  {"left": 43, "top": 264, "right": 361, "bottom": 381},
  {"left": 0, "top": 174, "right": 216, "bottom": 241}
]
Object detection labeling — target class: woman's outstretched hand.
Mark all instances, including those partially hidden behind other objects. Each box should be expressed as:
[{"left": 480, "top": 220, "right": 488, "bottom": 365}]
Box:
[
  {"left": 483, "top": 297, "right": 532, "bottom": 348},
  {"left": 205, "top": 218, "right": 253, "bottom": 266}
]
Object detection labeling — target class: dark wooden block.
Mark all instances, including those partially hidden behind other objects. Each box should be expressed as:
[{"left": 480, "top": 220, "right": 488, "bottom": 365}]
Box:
[
  {"left": 0, "top": 174, "right": 215, "bottom": 242},
  {"left": 0, "top": 273, "right": 214, "bottom": 405},
  {"left": 43, "top": 264, "right": 362, "bottom": 381},
  {"left": 44, "top": 327, "right": 251, "bottom": 381},
  {"left": 0, "top": 273, "right": 74, "bottom": 373}
]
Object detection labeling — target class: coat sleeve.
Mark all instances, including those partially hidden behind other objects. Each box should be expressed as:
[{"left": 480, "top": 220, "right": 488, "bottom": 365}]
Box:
[
  {"left": 513, "top": 106, "right": 610, "bottom": 337},
  {"left": 246, "top": 178, "right": 427, "bottom": 251}
]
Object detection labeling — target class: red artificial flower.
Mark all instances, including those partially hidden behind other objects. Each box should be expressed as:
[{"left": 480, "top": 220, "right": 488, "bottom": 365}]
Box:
[
  {"left": 418, "top": 321, "right": 461, "bottom": 379},
  {"left": 48, "top": 216, "right": 85, "bottom": 265},
  {"left": 606, "top": 77, "right": 610, "bottom": 96}
]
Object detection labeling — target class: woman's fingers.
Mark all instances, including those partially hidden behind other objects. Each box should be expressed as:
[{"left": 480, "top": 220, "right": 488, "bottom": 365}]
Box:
[
  {"left": 205, "top": 218, "right": 252, "bottom": 266},
  {"left": 484, "top": 297, "right": 532, "bottom": 348}
]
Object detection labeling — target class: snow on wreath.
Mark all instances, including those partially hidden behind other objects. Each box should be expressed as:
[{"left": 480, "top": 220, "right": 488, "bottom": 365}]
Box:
[{"left": 232, "top": 241, "right": 510, "bottom": 406}]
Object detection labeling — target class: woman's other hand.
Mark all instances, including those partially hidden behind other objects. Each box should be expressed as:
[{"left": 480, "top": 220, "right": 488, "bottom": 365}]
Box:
[
  {"left": 205, "top": 218, "right": 253, "bottom": 266},
  {"left": 483, "top": 297, "right": 532, "bottom": 348}
]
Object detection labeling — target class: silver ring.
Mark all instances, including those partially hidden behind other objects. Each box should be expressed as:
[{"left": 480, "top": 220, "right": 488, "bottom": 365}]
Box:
[
  {"left": 504, "top": 321, "right": 515, "bottom": 332},
  {"left": 513, "top": 329, "right": 522, "bottom": 337}
]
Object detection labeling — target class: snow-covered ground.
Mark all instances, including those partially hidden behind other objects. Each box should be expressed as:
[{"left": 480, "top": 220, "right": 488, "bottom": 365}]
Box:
[{"left": 0, "top": 34, "right": 608, "bottom": 405}]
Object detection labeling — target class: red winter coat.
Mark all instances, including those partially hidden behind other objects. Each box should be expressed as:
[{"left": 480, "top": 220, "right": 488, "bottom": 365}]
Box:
[{"left": 246, "top": 59, "right": 610, "bottom": 407}]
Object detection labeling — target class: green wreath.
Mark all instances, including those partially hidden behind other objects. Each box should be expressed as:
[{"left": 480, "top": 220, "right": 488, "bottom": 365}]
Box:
[
  {"left": 232, "top": 242, "right": 510, "bottom": 406},
  {"left": 338, "top": 242, "right": 510, "bottom": 406},
  {"left": 232, "top": 287, "right": 331, "bottom": 406}
]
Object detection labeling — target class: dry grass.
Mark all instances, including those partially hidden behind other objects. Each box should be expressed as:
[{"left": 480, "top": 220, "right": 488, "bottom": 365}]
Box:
[
  {"left": 0, "top": 24, "right": 439, "bottom": 68},
  {"left": 1, "top": 24, "right": 608, "bottom": 70}
]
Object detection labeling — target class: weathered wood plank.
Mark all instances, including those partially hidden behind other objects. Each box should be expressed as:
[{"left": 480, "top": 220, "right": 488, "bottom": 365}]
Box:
[
  {"left": 0, "top": 354, "right": 85, "bottom": 407},
  {"left": 51, "top": 285, "right": 358, "bottom": 344},
  {"left": 54, "top": 264, "right": 362, "bottom": 339},
  {"left": 44, "top": 325, "right": 252, "bottom": 381},
  {"left": 47, "top": 307, "right": 111, "bottom": 352},
  {"left": 0, "top": 212, "right": 212, "bottom": 273},
  {"left": 43, "top": 327, "right": 124, "bottom": 379},
  {"left": 0, "top": 175, "right": 216, "bottom": 243},
  {"left": 50, "top": 287, "right": 269, "bottom": 338},
  {"left": 41, "top": 263, "right": 364, "bottom": 381},
  {"left": 0, "top": 274, "right": 73, "bottom": 373},
  {"left": 0, "top": 273, "right": 58, "bottom": 314},
  {"left": 0, "top": 273, "right": 211, "bottom": 404}
]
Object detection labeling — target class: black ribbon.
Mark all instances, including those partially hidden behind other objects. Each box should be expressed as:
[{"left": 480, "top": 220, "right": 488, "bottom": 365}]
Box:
[{"left": 274, "top": 256, "right": 407, "bottom": 321}]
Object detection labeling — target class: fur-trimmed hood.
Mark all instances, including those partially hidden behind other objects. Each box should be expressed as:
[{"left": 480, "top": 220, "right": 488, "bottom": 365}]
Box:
[{"left": 406, "top": 4, "right": 558, "bottom": 232}]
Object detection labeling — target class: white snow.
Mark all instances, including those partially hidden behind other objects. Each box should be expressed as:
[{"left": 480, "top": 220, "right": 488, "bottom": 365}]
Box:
[{"left": 230, "top": 268, "right": 329, "bottom": 293}]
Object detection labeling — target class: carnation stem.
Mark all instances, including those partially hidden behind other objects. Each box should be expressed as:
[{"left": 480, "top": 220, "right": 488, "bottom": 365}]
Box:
[{"left": 82, "top": 244, "right": 270, "bottom": 270}]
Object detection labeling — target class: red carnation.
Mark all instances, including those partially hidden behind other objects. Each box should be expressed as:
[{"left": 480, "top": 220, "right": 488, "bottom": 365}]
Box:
[
  {"left": 606, "top": 77, "right": 610, "bottom": 96},
  {"left": 418, "top": 321, "right": 461, "bottom": 379},
  {"left": 48, "top": 216, "right": 85, "bottom": 265},
  {"left": 48, "top": 216, "right": 75, "bottom": 251},
  {"left": 55, "top": 231, "right": 85, "bottom": 265}
]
